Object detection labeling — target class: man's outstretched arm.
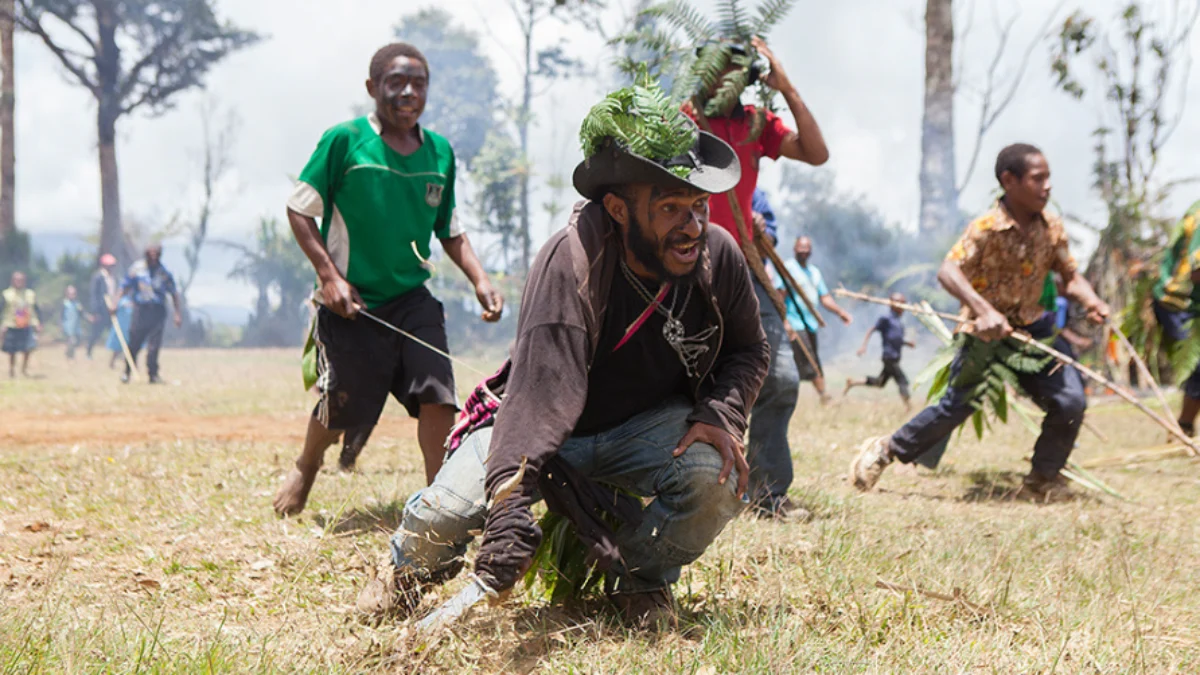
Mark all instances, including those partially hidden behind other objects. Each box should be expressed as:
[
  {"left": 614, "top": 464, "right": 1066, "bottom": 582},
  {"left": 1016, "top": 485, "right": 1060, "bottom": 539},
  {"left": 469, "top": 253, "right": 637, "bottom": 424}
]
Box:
[{"left": 441, "top": 234, "right": 503, "bottom": 322}]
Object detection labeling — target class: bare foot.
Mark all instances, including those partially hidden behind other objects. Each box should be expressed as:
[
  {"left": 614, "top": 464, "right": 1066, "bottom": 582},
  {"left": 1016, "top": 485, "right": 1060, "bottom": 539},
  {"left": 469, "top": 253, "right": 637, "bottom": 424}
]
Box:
[
  {"left": 273, "top": 467, "right": 318, "bottom": 517},
  {"left": 843, "top": 378, "right": 853, "bottom": 396}
]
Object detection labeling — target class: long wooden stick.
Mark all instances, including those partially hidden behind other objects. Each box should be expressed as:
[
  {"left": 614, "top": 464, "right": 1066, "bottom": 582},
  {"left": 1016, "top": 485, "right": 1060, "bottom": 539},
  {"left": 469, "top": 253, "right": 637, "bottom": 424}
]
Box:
[
  {"left": 109, "top": 312, "right": 137, "bottom": 380},
  {"left": 1108, "top": 322, "right": 1179, "bottom": 432},
  {"left": 834, "top": 288, "right": 1200, "bottom": 457}
]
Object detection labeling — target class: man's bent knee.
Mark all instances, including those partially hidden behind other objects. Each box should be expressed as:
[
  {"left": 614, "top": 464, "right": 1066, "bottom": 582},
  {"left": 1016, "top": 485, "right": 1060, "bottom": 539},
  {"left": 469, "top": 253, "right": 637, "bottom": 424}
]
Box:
[{"left": 391, "top": 484, "right": 483, "bottom": 572}]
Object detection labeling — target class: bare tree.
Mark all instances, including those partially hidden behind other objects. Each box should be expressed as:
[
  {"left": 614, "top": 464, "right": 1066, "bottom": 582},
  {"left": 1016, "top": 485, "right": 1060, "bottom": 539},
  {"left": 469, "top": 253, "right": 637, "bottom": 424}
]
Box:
[
  {"left": 179, "top": 100, "right": 238, "bottom": 302},
  {"left": 1051, "top": 1, "right": 1199, "bottom": 355},
  {"left": 955, "top": 1, "right": 1066, "bottom": 193},
  {"left": 14, "top": 0, "right": 258, "bottom": 266},
  {"left": 0, "top": 0, "right": 14, "bottom": 263},
  {"left": 506, "top": 0, "right": 600, "bottom": 273},
  {"left": 919, "top": 0, "right": 957, "bottom": 234}
]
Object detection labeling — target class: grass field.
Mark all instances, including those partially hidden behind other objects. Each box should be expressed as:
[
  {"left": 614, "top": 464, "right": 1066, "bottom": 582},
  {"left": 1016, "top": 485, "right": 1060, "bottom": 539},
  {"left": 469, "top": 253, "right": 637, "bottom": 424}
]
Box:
[{"left": 1, "top": 347, "right": 1199, "bottom": 673}]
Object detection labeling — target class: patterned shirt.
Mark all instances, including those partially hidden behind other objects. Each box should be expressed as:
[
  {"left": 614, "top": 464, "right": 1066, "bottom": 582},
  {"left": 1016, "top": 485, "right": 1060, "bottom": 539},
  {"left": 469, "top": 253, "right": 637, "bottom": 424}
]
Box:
[
  {"left": 1152, "top": 200, "right": 1200, "bottom": 312},
  {"left": 945, "top": 201, "right": 1078, "bottom": 326}
]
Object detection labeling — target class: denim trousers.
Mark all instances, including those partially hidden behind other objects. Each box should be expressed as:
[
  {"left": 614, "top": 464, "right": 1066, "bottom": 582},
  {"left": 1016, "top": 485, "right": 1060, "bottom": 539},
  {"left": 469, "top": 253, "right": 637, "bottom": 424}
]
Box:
[
  {"left": 389, "top": 397, "right": 745, "bottom": 593},
  {"left": 890, "top": 314, "right": 1087, "bottom": 477},
  {"left": 745, "top": 279, "right": 801, "bottom": 505}
]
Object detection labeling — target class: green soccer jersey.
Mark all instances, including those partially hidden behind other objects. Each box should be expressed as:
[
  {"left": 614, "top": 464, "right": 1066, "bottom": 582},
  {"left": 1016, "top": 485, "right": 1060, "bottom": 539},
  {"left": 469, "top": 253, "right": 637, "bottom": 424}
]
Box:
[
  {"left": 288, "top": 114, "right": 461, "bottom": 308},
  {"left": 1154, "top": 200, "right": 1200, "bottom": 312}
]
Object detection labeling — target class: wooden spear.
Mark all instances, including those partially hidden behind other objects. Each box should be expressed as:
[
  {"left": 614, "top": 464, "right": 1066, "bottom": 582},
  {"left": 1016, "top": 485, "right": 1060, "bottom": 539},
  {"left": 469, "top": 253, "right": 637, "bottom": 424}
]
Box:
[
  {"left": 1108, "top": 322, "right": 1181, "bottom": 433},
  {"left": 833, "top": 288, "right": 1200, "bottom": 457}
]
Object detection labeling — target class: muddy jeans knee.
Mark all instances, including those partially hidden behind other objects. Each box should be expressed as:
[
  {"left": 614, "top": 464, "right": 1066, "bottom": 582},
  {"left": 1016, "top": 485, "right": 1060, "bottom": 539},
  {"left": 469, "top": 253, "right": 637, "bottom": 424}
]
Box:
[
  {"left": 610, "top": 441, "right": 743, "bottom": 593},
  {"left": 389, "top": 427, "right": 491, "bottom": 575}
]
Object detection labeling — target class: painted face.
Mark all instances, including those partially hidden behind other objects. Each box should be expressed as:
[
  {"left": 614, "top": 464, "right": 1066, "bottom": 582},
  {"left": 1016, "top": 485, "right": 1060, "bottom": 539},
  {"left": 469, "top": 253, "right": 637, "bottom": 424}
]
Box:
[
  {"left": 623, "top": 184, "right": 711, "bottom": 281},
  {"left": 370, "top": 55, "right": 428, "bottom": 131},
  {"left": 1002, "top": 153, "right": 1052, "bottom": 214},
  {"left": 794, "top": 238, "right": 812, "bottom": 265}
]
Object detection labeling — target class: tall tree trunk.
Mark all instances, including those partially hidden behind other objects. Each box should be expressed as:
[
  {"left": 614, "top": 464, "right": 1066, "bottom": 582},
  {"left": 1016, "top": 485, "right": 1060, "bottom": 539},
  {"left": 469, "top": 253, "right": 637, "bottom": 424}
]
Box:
[
  {"left": 0, "top": 0, "right": 15, "bottom": 261},
  {"left": 919, "top": 0, "right": 958, "bottom": 233},
  {"left": 518, "top": 1, "right": 533, "bottom": 274},
  {"left": 95, "top": 0, "right": 126, "bottom": 266}
]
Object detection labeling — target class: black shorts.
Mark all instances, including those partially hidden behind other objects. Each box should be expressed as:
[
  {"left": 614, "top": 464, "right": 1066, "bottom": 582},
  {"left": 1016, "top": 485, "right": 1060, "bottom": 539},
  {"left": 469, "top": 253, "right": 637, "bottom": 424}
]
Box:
[
  {"left": 791, "top": 329, "right": 821, "bottom": 381},
  {"left": 313, "top": 286, "right": 457, "bottom": 430}
]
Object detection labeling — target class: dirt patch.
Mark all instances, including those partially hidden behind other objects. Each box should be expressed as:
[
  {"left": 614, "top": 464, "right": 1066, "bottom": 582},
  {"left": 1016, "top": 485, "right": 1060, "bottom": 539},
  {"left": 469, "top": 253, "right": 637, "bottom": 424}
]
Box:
[{"left": 1, "top": 411, "right": 419, "bottom": 448}]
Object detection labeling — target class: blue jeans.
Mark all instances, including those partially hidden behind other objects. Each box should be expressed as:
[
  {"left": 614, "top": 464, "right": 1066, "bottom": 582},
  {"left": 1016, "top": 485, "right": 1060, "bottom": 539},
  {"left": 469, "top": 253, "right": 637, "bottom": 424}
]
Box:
[
  {"left": 390, "top": 397, "right": 745, "bottom": 593},
  {"left": 890, "top": 314, "right": 1087, "bottom": 477},
  {"left": 744, "top": 280, "right": 801, "bottom": 505}
]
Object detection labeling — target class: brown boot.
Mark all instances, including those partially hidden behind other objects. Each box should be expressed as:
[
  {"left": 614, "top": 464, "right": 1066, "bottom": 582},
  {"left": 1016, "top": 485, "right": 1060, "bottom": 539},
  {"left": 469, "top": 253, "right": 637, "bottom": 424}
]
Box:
[
  {"left": 609, "top": 587, "right": 677, "bottom": 631},
  {"left": 1021, "top": 470, "right": 1074, "bottom": 503}
]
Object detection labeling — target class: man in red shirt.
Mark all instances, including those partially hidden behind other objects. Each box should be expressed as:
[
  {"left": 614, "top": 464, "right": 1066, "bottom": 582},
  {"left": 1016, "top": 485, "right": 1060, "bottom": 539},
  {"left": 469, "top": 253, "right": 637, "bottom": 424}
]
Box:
[
  {"left": 685, "top": 37, "right": 829, "bottom": 244},
  {"left": 685, "top": 37, "right": 831, "bottom": 521}
]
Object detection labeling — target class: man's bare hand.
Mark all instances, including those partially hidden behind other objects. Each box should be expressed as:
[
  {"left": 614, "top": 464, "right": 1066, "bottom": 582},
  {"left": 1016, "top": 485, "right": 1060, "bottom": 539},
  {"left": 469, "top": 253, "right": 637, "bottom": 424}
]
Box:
[
  {"left": 752, "top": 37, "right": 791, "bottom": 92},
  {"left": 476, "top": 281, "right": 504, "bottom": 323},
  {"left": 1086, "top": 301, "right": 1111, "bottom": 325},
  {"left": 320, "top": 274, "right": 364, "bottom": 319},
  {"left": 173, "top": 311, "right": 183, "bottom": 328},
  {"left": 752, "top": 212, "right": 767, "bottom": 234},
  {"left": 673, "top": 422, "right": 748, "bottom": 499},
  {"left": 856, "top": 346, "right": 867, "bottom": 357},
  {"left": 973, "top": 307, "right": 1013, "bottom": 342}
]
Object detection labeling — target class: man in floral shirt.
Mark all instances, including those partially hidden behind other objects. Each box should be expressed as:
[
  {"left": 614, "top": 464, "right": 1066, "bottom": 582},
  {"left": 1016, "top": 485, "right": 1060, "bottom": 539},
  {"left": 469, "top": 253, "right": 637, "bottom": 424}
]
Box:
[{"left": 850, "top": 144, "right": 1110, "bottom": 498}]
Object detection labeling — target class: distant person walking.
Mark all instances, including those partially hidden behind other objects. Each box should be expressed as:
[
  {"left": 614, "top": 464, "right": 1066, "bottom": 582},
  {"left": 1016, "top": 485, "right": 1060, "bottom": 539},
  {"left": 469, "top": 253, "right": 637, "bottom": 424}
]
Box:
[
  {"left": 844, "top": 292, "right": 917, "bottom": 411},
  {"left": 1, "top": 271, "right": 41, "bottom": 377},
  {"left": 121, "top": 243, "right": 182, "bottom": 384},
  {"left": 86, "top": 253, "right": 119, "bottom": 358},
  {"left": 781, "top": 236, "right": 853, "bottom": 403},
  {"left": 61, "top": 285, "right": 86, "bottom": 360}
]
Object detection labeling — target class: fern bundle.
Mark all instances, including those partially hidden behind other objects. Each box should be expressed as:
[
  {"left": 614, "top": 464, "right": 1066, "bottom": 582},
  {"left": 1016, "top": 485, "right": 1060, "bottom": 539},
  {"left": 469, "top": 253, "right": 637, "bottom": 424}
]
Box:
[
  {"left": 925, "top": 333, "right": 1054, "bottom": 439},
  {"left": 522, "top": 511, "right": 606, "bottom": 605},
  {"left": 579, "top": 68, "right": 699, "bottom": 179},
  {"left": 614, "top": 0, "right": 797, "bottom": 141}
]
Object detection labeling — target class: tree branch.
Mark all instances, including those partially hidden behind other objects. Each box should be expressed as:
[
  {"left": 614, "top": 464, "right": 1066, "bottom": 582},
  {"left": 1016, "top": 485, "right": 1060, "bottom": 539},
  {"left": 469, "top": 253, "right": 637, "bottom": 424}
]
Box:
[
  {"left": 957, "top": 1, "right": 1066, "bottom": 192},
  {"left": 38, "top": 2, "right": 97, "bottom": 53},
  {"left": 13, "top": 2, "right": 97, "bottom": 94},
  {"left": 117, "top": 20, "right": 187, "bottom": 105}
]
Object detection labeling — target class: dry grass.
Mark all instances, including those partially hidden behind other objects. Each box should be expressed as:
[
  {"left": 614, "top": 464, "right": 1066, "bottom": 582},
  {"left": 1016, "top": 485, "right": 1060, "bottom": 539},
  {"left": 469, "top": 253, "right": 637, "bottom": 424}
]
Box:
[{"left": 2, "top": 348, "right": 1199, "bottom": 673}]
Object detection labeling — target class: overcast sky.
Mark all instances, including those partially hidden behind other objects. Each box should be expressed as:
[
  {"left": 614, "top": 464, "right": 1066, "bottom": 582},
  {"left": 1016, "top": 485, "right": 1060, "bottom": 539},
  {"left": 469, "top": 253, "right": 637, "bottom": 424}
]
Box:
[{"left": 18, "top": 0, "right": 1200, "bottom": 308}]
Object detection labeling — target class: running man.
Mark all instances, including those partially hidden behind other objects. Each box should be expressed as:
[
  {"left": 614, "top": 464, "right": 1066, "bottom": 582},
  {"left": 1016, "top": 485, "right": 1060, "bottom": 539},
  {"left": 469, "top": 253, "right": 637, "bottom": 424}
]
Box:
[
  {"left": 845, "top": 292, "right": 916, "bottom": 411},
  {"left": 273, "top": 42, "right": 503, "bottom": 517}
]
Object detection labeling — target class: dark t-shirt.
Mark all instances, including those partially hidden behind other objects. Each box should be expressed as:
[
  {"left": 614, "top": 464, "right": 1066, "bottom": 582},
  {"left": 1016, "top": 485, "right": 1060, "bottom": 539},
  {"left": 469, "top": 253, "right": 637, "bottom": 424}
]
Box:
[
  {"left": 573, "top": 269, "right": 706, "bottom": 437},
  {"left": 875, "top": 314, "right": 906, "bottom": 361}
]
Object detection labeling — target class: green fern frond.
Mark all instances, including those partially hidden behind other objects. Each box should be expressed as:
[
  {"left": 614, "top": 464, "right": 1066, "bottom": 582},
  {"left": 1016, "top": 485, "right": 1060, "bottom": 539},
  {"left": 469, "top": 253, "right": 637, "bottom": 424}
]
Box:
[
  {"left": 704, "top": 67, "right": 748, "bottom": 117},
  {"left": 642, "top": 0, "right": 717, "bottom": 43},
  {"left": 579, "top": 70, "right": 698, "bottom": 174},
  {"left": 754, "top": 0, "right": 798, "bottom": 34},
  {"left": 716, "top": 0, "right": 752, "bottom": 41},
  {"left": 1170, "top": 326, "right": 1200, "bottom": 384},
  {"left": 693, "top": 43, "right": 732, "bottom": 90}
]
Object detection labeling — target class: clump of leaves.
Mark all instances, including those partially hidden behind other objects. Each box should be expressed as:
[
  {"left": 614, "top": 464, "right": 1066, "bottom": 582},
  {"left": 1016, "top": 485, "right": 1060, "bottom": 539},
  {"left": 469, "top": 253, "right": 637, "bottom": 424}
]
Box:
[
  {"left": 522, "top": 511, "right": 606, "bottom": 605},
  {"left": 579, "top": 67, "right": 699, "bottom": 178},
  {"left": 925, "top": 333, "right": 1055, "bottom": 439},
  {"left": 613, "top": 0, "right": 797, "bottom": 142}
]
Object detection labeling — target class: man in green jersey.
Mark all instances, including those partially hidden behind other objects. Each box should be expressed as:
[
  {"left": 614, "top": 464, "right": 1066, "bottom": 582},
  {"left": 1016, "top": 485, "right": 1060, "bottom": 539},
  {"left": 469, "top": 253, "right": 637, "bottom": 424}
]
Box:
[
  {"left": 1151, "top": 200, "right": 1200, "bottom": 435},
  {"left": 274, "top": 43, "right": 503, "bottom": 517}
]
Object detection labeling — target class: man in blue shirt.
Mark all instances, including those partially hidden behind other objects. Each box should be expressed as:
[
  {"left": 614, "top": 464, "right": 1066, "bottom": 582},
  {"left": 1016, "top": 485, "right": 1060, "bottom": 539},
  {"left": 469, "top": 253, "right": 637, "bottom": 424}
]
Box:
[
  {"left": 120, "top": 243, "right": 182, "bottom": 384},
  {"left": 845, "top": 292, "right": 916, "bottom": 411},
  {"left": 781, "top": 236, "right": 853, "bottom": 403}
]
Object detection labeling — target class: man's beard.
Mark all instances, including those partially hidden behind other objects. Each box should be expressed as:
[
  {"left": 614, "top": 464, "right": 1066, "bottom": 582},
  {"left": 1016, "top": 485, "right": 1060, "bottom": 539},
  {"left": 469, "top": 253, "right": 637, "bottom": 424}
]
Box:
[{"left": 626, "top": 210, "right": 706, "bottom": 283}]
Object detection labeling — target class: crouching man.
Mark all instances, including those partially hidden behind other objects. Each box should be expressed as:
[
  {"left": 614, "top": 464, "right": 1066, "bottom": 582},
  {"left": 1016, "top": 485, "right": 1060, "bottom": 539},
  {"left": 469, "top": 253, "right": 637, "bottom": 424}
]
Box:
[{"left": 357, "top": 81, "right": 769, "bottom": 628}]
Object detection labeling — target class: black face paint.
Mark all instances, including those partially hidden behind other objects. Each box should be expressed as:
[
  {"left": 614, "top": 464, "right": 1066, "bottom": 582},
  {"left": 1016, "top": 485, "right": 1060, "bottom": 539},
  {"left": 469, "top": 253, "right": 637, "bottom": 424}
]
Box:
[{"left": 624, "top": 197, "right": 706, "bottom": 283}]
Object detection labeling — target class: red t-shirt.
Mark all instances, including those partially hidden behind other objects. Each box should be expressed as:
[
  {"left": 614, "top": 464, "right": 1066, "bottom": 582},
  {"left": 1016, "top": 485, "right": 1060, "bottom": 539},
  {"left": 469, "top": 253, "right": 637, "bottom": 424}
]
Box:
[{"left": 684, "top": 104, "right": 791, "bottom": 245}]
